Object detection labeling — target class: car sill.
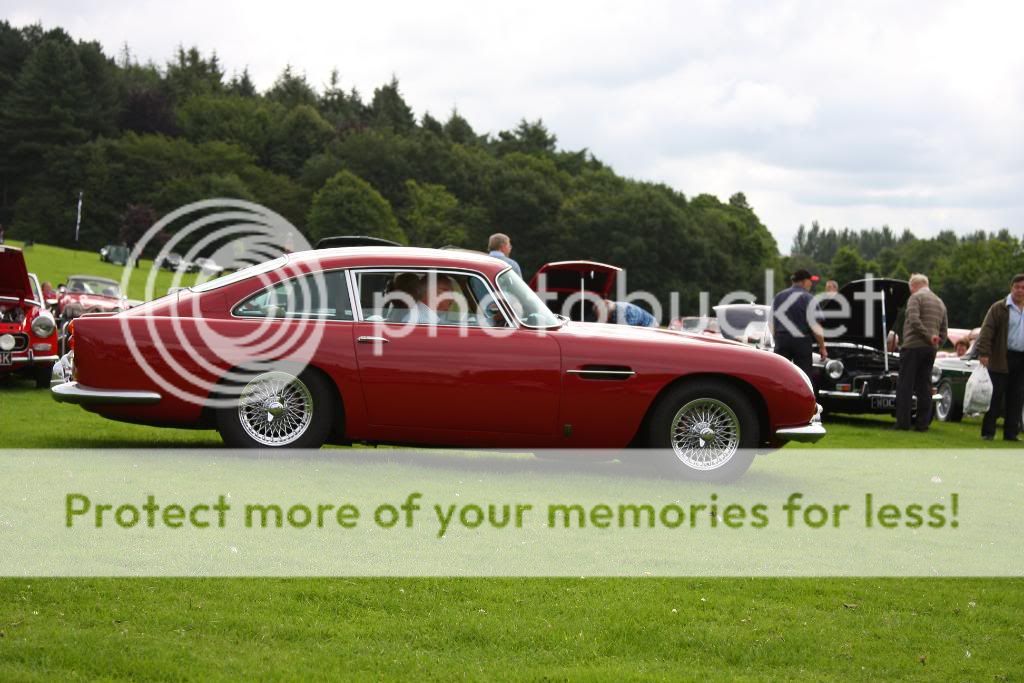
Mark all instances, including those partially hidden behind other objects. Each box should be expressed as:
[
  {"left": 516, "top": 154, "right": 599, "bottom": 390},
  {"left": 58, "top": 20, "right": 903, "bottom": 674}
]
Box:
[{"left": 52, "top": 381, "right": 162, "bottom": 406}]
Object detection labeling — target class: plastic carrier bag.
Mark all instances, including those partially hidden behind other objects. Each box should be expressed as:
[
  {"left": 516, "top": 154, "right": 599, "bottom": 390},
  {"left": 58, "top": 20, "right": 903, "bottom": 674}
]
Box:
[{"left": 964, "top": 364, "right": 993, "bottom": 415}]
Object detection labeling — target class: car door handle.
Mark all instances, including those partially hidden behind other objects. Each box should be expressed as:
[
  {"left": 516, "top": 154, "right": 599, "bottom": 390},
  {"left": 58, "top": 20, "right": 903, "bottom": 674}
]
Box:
[{"left": 357, "top": 336, "right": 389, "bottom": 344}]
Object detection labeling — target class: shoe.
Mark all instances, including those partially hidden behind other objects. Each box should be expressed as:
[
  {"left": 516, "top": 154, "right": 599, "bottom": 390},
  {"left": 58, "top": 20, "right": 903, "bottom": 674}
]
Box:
[
  {"left": 982, "top": 435, "right": 994, "bottom": 441},
  {"left": 1005, "top": 436, "right": 1021, "bottom": 442}
]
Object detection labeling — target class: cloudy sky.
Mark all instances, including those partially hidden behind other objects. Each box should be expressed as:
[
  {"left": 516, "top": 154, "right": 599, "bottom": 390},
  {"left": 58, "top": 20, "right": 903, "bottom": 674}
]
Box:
[{"left": 9, "top": 0, "right": 1024, "bottom": 251}]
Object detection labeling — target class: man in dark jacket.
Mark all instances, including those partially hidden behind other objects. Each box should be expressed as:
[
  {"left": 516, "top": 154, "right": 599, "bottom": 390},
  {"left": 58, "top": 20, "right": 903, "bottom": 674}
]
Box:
[
  {"left": 771, "top": 269, "right": 827, "bottom": 377},
  {"left": 895, "top": 273, "right": 947, "bottom": 431},
  {"left": 976, "top": 273, "right": 1024, "bottom": 441}
]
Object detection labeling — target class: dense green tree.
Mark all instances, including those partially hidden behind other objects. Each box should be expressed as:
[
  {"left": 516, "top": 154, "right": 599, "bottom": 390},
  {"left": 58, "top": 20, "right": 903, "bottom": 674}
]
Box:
[
  {"left": 306, "top": 170, "right": 405, "bottom": 244},
  {"left": 318, "top": 70, "right": 366, "bottom": 130},
  {"left": 829, "top": 245, "right": 869, "bottom": 285},
  {"left": 226, "top": 68, "right": 257, "bottom": 97},
  {"left": 165, "top": 46, "right": 223, "bottom": 102},
  {"left": 369, "top": 77, "right": 416, "bottom": 133},
  {"left": 177, "top": 95, "right": 283, "bottom": 161},
  {"left": 400, "top": 180, "right": 467, "bottom": 247},
  {"left": 443, "top": 109, "right": 478, "bottom": 145},
  {"left": 266, "top": 104, "right": 334, "bottom": 177},
  {"left": 266, "top": 65, "right": 317, "bottom": 109}
]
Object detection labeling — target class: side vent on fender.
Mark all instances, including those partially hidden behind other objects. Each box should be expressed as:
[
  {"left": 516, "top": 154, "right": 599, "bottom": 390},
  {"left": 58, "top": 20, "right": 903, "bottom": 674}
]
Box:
[{"left": 565, "top": 365, "right": 635, "bottom": 381}]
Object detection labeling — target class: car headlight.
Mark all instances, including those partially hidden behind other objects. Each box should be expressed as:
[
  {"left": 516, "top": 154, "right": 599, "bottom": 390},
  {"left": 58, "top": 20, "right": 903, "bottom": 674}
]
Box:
[
  {"left": 32, "top": 313, "right": 56, "bottom": 338},
  {"left": 0, "top": 333, "right": 14, "bottom": 351},
  {"left": 931, "top": 366, "right": 942, "bottom": 384},
  {"left": 825, "top": 359, "right": 845, "bottom": 380}
]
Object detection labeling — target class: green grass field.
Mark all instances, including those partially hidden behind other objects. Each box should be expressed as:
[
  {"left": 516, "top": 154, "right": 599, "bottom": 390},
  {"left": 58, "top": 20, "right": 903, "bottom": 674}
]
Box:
[
  {"left": 6, "top": 240, "right": 203, "bottom": 301},
  {"left": 2, "top": 242, "right": 1022, "bottom": 680}
]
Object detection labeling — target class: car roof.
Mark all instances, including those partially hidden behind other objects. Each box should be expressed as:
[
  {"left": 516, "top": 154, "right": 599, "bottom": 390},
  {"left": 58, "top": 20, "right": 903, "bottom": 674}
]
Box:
[{"left": 285, "top": 246, "right": 512, "bottom": 277}]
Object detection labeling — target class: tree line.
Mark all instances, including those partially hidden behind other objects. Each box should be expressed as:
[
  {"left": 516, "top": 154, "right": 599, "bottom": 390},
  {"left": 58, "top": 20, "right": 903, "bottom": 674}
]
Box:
[
  {"left": 0, "top": 22, "right": 1015, "bottom": 325},
  {"left": 0, "top": 22, "right": 779, "bottom": 311},
  {"left": 785, "top": 222, "right": 1024, "bottom": 327}
]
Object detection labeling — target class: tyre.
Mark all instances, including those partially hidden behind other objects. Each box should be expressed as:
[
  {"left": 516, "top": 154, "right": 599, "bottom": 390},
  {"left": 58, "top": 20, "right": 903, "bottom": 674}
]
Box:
[
  {"left": 216, "top": 369, "right": 335, "bottom": 448},
  {"left": 644, "top": 380, "right": 759, "bottom": 482},
  {"left": 934, "top": 380, "right": 963, "bottom": 422},
  {"left": 34, "top": 365, "right": 51, "bottom": 389}
]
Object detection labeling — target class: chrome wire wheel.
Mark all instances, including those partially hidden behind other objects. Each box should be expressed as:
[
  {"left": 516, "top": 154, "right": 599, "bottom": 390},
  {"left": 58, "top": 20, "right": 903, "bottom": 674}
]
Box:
[
  {"left": 936, "top": 382, "right": 953, "bottom": 421},
  {"left": 670, "top": 398, "right": 741, "bottom": 470},
  {"left": 237, "top": 371, "right": 314, "bottom": 446}
]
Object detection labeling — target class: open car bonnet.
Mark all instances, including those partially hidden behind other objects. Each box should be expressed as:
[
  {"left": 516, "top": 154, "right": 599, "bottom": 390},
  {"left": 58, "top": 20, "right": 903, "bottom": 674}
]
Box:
[
  {"left": 819, "top": 278, "right": 910, "bottom": 350},
  {"left": 529, "top": 260, "right": 622, "bottom": 321},
  {"left": 0, "top": 246, "right": 33, "bottom": 301}
]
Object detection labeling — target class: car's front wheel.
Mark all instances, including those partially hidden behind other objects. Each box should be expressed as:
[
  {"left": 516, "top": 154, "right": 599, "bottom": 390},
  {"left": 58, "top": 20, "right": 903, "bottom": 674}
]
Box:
[
  {"left": 216, "top": 369, "right": 335, "bottom": 448},
  {"left": 645, "top": 380, "right": 759, "bottom": 482},
  {"left": 935, "top": 379, "right": 963, "bottom": 422}
]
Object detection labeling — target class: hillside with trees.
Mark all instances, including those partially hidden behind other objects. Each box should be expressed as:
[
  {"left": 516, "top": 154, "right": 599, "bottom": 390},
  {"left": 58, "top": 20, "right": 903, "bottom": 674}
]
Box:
[
  {"left": 0, "top": 22, "right": 778, "bottom": 310},
  {"left": 0, "top": 22, "right": 1018, "bottom": 324}
]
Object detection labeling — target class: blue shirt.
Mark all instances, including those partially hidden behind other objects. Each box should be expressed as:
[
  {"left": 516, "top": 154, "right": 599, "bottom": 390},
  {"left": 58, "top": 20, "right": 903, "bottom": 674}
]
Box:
[
  {"left": 1006, "top": 294, "right": 1024, "bottom": 351},
  {"left": 488, "top": 250, "right": 522, "bottom": 278},
  {"left": 613, "top": 302, "right": 658, "bottom": 327}
]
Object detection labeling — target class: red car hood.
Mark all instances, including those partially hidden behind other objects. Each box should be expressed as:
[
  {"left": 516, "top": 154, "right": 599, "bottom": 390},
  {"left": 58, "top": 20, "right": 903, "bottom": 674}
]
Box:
[
  {"left": 0, "top": 246, "right": 32, "bottom": 301},
  {"left": 556, "top": 319, "right": 752, "bottom": 350},
  {"left": 64, "top": 292, "right": 124, "bottom": 311}
]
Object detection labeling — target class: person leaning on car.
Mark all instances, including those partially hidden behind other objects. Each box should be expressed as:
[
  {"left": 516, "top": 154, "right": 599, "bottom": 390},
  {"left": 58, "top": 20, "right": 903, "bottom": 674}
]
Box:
[
  {"left": 894, "top": 273, "right": 947, "bottom": 431},
  {"left": 771, "top": 269, "right": 827, "bottom": 377},
  {"left": 975, "top": 273, "right": 1024, "bottom": 441}
]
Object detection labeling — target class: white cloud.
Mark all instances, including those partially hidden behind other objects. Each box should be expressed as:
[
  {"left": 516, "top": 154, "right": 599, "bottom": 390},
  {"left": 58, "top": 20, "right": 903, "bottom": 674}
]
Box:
[{"left": 7, "top": 0, "right": 1024, "bottom": 251}]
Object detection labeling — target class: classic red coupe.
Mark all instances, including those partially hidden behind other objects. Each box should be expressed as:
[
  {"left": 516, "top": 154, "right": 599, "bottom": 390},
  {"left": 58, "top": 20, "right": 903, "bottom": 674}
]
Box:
[
  {"left": 0, "top": 246, "right": 59, "bottom": 387},
  {"left": 51, "top": 247, "right": 823, "bottom": 479}
]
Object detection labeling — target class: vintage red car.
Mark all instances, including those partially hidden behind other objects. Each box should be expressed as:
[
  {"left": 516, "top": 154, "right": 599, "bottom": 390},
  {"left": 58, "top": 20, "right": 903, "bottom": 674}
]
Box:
[
  {"left": 0, "top": 246, "right": 59, "bottom": 387},
  {"left": 56, "top": 275, "right": 130, "bottom": 322},
  {"left": 51, "top": 247, "right": 823, "bottom": 480}
]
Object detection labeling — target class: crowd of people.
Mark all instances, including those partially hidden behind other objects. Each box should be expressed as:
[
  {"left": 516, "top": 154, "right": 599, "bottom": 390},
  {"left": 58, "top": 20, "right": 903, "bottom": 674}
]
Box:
[{"left": 771, "top": 267, "right": 1024, "bottom": 441}]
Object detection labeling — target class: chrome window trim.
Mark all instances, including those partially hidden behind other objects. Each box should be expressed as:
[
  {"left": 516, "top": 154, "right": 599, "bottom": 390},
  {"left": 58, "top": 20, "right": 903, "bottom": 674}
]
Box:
[
  {"left": 348, "top": 266, "right": 519, "bottom": 329},
  {"left": 228, "top": 268, "right": 357, "bottom": 324},
  {"left": 494, "top": 267, "right": 563, "bottom": 330}
]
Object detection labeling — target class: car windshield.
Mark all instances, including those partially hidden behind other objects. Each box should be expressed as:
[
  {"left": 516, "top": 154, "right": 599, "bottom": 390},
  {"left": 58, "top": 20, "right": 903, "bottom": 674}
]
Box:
[
  {"left": 496, "top": 269, "right": 561, "bottom": 329},
  {"left": 67, "top": 278, "right": 122, "bottom": 298}
]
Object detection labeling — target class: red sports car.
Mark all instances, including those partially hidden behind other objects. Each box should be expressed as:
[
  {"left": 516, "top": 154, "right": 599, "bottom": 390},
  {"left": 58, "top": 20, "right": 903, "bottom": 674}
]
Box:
[
  {"left": 0, "top": 246, "right": 59, "bottom": 387},
  {"left": 51, "top": 247, "right": 823, "bottom": 480},
  {"left": 56, "top": 275, "right": 129, "bottom": 321}
]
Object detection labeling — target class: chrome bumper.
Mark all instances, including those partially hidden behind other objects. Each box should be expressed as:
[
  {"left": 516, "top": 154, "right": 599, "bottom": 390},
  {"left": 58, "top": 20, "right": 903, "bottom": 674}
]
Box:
[
  {"left": 51, "top": 381, "right": 162, "bottom": 406},
  {"left": 774, "top": 404, "right": 826, "bottom": 443},
  {"left": 818, "top": 390, "right": 942, "bottom": 403}
]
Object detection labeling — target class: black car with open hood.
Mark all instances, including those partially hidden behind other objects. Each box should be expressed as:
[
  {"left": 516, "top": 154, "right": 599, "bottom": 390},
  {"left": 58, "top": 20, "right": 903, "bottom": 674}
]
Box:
[{"left": 812, "top": 278, "right": 940, "bottom": 416}]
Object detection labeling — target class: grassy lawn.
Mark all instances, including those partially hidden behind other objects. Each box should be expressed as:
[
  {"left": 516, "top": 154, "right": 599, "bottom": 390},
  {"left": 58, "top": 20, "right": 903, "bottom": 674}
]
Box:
[
  {"left": 7, "top": 240, "right": 203, "bottom": 302},
  {"left": 1, "top": 241, "right": 1022, "bottom": 680}
]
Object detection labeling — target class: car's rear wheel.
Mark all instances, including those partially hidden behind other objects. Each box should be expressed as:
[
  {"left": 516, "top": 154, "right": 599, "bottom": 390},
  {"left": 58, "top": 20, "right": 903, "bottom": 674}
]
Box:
[
  {"left": 645, "top": 380, "right": 759, "bottom": 482},
  {"left": 935, "top": 380, "right": 963, "bottom": 422},
  {"left": 216, "top": 369, "right": 334, "bottom": 448}
]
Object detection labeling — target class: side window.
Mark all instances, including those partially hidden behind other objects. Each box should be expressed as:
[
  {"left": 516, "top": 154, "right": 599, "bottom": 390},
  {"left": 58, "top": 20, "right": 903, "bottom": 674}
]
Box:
[
  {"left": 233, "top": 270, "right": 354, "bottom": 321},
  {"left": 355, "top": 270, "right": 509, "bottom": 327}
]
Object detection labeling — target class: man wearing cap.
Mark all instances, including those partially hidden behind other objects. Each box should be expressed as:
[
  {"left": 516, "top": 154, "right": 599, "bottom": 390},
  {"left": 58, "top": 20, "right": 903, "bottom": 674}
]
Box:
[{"left": 771, "top": 269, "right": 827, "bottom": 377}]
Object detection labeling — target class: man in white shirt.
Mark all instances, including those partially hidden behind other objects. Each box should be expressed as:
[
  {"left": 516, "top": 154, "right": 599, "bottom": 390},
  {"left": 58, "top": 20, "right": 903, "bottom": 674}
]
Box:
[{"left": 487, "top": 233, "right": 522, "bottom": 278}]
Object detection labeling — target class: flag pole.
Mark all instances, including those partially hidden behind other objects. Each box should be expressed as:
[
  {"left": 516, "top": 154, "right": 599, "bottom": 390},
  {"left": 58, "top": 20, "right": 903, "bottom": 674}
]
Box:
[{"left": 74, "top": 191, "right": 83, "bottom": 242}]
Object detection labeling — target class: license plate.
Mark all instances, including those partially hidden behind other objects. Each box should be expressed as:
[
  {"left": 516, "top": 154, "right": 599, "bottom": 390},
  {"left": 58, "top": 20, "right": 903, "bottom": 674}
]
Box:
[
  {"left": 0, "top": 351, "right": 10, "bottom": 367},
  {"left": 871, "top": 395, "right": 896, "bottom": 410}
]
